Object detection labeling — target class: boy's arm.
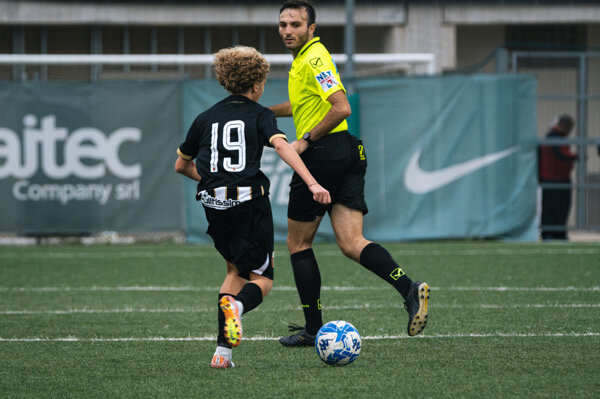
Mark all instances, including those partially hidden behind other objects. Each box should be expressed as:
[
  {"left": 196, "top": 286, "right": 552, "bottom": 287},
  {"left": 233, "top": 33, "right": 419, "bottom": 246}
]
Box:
[
  {"left": 174, "top": 157, "right": 202, "bottom": 182},
  {"left": 271, "top": 137, "right": 330, "bottom": 204},
  {"left": 269, "top": 101, "right": 292, "bottom": 117}
]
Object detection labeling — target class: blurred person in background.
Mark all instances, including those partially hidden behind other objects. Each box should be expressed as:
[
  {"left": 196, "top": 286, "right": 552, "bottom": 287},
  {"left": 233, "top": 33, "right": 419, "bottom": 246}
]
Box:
[{"left": 538, "top": 115, "right": 578, "bottom": 240}]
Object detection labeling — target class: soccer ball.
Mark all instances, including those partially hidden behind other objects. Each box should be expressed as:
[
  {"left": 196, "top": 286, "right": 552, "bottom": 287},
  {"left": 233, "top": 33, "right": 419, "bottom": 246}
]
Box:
[{"left": 315, "top": 320, "right": 361, "bottom": 366}]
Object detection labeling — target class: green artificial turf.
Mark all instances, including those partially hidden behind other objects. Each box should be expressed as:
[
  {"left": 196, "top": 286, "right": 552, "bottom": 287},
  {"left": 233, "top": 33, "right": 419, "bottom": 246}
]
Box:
[{"left": 1, "top": 242, "right": 599, "bottom": 397}]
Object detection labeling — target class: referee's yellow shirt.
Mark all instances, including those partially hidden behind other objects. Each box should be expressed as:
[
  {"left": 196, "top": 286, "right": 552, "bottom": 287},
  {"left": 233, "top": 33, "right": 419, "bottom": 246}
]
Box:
[{"left": 288, "top": 37, "right": 348, "bottom": 140}]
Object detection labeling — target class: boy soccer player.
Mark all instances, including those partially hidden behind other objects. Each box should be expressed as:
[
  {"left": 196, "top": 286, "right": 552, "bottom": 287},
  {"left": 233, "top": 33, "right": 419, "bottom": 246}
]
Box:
[
  {"left": 270, "top": 0, "right": 430, "bottom": 346},
  {"left": 175, "top": 45, "right": 330, "bottom": 368}
]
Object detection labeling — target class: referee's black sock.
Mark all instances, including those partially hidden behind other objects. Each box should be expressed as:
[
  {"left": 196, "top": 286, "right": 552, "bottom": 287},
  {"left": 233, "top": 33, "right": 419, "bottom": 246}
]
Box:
[
  {"left": 359, "top": 243, "right": 413, "bottom": 299},
  {"left": 290, "top": 248, "right": 323, "bottom": 335},
  {"left": 217, "top": 293, "right": 233, "bottom": 348},
  {"left": 235, "top": 282, "right": 263, "bottom": 314}
]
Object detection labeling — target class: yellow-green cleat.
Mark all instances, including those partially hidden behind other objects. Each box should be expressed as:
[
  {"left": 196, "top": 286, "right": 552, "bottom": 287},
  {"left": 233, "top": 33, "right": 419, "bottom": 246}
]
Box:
[
  {"left": 219, "top": 295, "right": 243, "bottom": 347},
  {"left": 404, "top": 281, "right": 430, "bottom": 336}
]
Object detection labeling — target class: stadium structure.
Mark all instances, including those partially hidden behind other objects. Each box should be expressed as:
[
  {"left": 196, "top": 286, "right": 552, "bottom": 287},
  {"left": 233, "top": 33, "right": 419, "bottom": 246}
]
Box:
[{"left": 0, "top": 0, "right": 599, "bottom": 241}]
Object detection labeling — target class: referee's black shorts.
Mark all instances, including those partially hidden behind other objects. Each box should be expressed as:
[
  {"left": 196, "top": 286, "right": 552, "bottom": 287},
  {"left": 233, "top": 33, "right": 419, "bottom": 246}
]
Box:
[
  {"left": 288, "top": 131, "right": 368, "bottom": 222},
  {"left": 204, "top": 196, "right": 274, "bottom": 280}
]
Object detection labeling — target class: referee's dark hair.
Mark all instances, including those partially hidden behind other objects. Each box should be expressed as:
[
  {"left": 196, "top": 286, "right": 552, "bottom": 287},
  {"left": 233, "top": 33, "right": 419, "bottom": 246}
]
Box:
[{"left": 280, "top": 0, "right": 316, "bottom": 26}]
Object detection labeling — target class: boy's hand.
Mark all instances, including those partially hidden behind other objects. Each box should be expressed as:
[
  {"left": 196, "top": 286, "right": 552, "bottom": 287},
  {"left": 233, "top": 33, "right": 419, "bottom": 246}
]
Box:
[{"left": 308, "top": 183, "right": 331, "bottom": 204}]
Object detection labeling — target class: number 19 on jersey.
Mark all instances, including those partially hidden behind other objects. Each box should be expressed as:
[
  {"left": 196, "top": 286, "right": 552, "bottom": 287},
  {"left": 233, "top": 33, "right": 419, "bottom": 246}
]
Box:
[{"left": 210, "top": 120, "right": 246, "bottom": 173}]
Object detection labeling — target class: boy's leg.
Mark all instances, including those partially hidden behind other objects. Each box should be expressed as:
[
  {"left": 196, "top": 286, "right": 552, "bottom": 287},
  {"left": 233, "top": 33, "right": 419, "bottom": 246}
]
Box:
[
  {"left": 330, "top": 203, "right": 430, "bottom": 337},
  {"left": 213, "top": 269, "right": 273, "bottom": 366},
  {"left": 215, "top": 196, "right": 276, "bottom": 358},
  {"left": 245, "top": 273, "right": 273, "bottom": 298},
  {"left": 231, "top": 273, "right": 272, "bottom": 319},
  {"left": 220, "top": 259, "right": 275, "bottom": 348},
  {"left": 216, "top": 262, "right": 246, "bottom": 350},
  {"left": 220, "top": 261, "right": 246, "bottom": 294},
  {"left": 210, "top": 262, "right": 246, "bottom": 368},
  {"left": 213, "top": 262, "right": 246, "bottom": 368}
]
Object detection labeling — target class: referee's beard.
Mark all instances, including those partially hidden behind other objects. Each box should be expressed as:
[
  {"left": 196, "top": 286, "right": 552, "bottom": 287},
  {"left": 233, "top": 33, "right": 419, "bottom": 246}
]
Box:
[{"left": 283, "top": 31, "right": 312, "bottom": 56}]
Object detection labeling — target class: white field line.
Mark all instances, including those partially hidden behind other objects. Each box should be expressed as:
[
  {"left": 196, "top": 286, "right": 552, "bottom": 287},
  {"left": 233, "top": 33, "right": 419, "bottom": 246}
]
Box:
[
  {"left": 1, "top": 332, "right": 599, "bottom": 342},
  {"left": 2, "top": 303, "right": 600, "bottom": 315},
  {"left": 0, "top": 247, "right": 598, "bottom": 260},
  {"left": 1, "top": 285, "right": 599, "bottom": 292}
]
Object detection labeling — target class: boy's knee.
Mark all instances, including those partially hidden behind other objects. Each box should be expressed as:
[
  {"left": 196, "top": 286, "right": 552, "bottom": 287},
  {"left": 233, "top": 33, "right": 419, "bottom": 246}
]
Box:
[
  {"left": 262, "top": 278, "right": 273, "bottom": 291},
  {"left": 225, "top": 262, "right": 238, "bottom": 275},
  {"left": 250, "top": 275, "right": 273, "bottom": 297}
]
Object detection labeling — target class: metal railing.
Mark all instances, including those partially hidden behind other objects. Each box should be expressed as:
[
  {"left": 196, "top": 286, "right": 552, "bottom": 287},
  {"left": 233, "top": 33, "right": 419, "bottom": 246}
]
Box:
[{"left": 0, "top": 52, "right": 437, "bottom": 81}]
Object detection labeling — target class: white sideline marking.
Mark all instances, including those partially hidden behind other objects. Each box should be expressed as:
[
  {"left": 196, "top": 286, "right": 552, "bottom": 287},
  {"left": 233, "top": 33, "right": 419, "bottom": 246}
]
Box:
[
  {"left": 1, "top": 332, "right": 598, "bottom": 342},
  {"left": 1, "top": 285, "right": 599, "bottom": 292},
  {"left": 0, "top": 286, "right": 220, "bottom": 292},
  {"left": 434, "top": 286, "right": 600, "bottom": 292},
  {"left": 0, "top": 247, "right": 598, "bottom": 260},
  {"left": 1, "top": 303, "right": 600, "bottom": 315}
]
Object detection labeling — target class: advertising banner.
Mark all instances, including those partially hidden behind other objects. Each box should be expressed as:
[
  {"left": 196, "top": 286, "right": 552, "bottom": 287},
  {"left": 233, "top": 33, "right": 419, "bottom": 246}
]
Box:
[
  {"left": 183, "top": 75, "right": 538, "bottom": 243},
  {"left": 1, "top": 75, "right": 536, "bottom": 240},
  {"left": 0, "top": 81, "right": 181, "bottom": 234},
  {"left": 357, "top": 75, "right": 538, "bottom": 240}
]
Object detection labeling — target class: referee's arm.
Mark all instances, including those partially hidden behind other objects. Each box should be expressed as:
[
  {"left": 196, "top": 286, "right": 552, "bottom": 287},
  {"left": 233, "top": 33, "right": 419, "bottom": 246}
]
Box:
[
  {"left": 306, "top": 90, "right": 351, "bottom": 142},
  {"left": 269, "top": 101, "right": 292, "bottom": 117}
]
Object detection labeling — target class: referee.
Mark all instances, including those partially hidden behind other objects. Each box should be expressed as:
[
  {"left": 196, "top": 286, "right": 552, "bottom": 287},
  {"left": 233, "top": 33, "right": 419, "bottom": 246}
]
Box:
[{"left": 270, "top": 0, "right": 430, "bottom": 346}]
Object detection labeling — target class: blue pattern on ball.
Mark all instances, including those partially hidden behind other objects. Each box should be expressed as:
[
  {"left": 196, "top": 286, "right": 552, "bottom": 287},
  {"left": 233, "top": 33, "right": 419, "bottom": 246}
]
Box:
[{"left": 315, "top": 321, "right": 361, "bottom": 366}]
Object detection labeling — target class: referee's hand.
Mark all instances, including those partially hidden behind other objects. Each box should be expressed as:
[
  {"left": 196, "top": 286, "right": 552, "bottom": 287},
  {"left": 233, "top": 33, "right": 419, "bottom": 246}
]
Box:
[{"left": 309, "top": 183, "right": 331, "bottom": 205}]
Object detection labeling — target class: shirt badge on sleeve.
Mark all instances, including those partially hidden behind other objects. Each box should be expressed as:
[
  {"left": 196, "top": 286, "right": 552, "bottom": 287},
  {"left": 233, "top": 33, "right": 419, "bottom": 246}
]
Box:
[
  {"left": 309, "top": 57, "right": 323, "bottom": 68},
  {"left": 315, "top": 70, "right": 338, "bottom": 91}
]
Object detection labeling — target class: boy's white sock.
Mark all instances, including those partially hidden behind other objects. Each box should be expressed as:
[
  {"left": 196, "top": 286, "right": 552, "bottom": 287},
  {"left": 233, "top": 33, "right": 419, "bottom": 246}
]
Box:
[
  {"left": 214, "top": 345, "right": 232, "bottom": 361},
  {"left": 235, "top": 300, "right": 244, "bottom": 315}
]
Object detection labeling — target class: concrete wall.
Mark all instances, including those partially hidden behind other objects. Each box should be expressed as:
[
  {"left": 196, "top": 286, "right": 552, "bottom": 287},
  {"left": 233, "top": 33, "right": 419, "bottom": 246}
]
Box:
[
  {"left": 0, "top": 1, "right": 405, "bottom": 26},
  {"left": 456, "top": 25, "right": 504, "bottom": 73},
  {"left": 402, "top": 5, "right": 456, "bottom": 71},
  {"left": 443, "top": 4, "right": 600, "bottom": 24}
]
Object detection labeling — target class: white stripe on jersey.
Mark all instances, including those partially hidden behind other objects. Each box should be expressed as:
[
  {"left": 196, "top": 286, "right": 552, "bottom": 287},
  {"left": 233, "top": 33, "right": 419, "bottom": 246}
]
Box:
[
  {"left": 198, "top": 185, "right": 263, "bottom": 209},
  {"left": 238, "top": 187, "right": 252, "bottom": 201},
  {"left": 214, "top": 187, "right": 226, "bottom": 201}
]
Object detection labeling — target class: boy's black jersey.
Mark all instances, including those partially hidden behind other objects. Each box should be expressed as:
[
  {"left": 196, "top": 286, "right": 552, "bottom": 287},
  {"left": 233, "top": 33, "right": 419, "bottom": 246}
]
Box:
[{"left": 178, "top": 95, "right": 287, "bottom": 207}]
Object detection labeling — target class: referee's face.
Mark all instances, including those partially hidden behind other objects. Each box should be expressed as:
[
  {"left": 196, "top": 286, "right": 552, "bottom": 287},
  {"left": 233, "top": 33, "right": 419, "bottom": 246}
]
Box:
[{"left": 279, "top": 7, "right": 315, "bottom": 54}]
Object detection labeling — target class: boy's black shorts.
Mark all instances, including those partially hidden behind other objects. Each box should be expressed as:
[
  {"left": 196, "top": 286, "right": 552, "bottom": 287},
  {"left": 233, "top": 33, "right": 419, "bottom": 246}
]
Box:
[
  {"left": 288, "top": 131, "right": 368, "bottom": 222},
  {"left": 204, "top": 196, "right": 274, "bottom": 280}
]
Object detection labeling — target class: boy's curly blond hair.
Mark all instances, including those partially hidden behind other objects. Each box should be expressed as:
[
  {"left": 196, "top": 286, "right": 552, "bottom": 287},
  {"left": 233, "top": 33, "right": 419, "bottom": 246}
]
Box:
[{"left": 213, "top": 46, "right": 270, "bottom": 94}]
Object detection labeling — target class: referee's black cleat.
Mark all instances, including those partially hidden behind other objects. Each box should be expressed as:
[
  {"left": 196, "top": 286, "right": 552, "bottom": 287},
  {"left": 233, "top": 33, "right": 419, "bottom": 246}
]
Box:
[
  {"left": 404, "top": 281, "right": 430, "bottom": 336},
  {"left": 279, "top": 324, "right": 317, "bottom": 347}
]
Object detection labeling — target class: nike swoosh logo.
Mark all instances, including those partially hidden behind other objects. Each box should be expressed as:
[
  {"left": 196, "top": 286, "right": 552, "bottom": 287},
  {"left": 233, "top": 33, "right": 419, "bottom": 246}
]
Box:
[{"left": 404, "top": 146, "right": 519, "bottom": 194}]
